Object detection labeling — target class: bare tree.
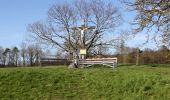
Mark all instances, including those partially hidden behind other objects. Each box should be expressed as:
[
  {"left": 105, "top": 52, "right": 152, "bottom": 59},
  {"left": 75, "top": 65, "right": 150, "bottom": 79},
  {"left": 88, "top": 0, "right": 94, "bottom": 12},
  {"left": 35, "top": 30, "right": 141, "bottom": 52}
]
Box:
[
  {"left": 21, "top": 42, "right": 27, "bottom": 67},
  {"left": 34, "top": 44, "right": 43, "bottom": 66},
  {"left": 114, "top": 30, "right": 132, "bottom": 64},
  {"left": 27, "top": 45, "right": 35, "bottom": 66},
  {"left": 55, "top": 48, "right": 66, "bottom": 59},
  {"left": 3, "top": 48, "right": 11, "bottom": 66},
  {"left": 0, "top": 47, "right": 4, "bottom": 66},
  {"left": 27, "top": 44, "right": 43, "bottom": 66},
  {"left": 122, "top": 0, "right": 170, "bottom": 45},
  {"left": 27, "top": 0, "right": 121, "bottom": 67},
  {"left": 12, "top": 47, "right": 19, "bottom": 66}
]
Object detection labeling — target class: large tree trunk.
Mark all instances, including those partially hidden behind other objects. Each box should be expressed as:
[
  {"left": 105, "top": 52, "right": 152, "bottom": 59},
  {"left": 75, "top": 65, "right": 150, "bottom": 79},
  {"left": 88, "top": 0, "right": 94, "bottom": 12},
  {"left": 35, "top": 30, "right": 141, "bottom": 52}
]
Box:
[{"left": 69, "top": 50, "right": 80, "bottom": 68}]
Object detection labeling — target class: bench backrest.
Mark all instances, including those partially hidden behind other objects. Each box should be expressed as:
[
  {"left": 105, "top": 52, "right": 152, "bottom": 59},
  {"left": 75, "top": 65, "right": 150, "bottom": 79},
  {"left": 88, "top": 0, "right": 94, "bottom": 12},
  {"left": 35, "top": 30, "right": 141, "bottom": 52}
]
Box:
[
  {"left": 40, "top": 57, "right": 118, "bottom": 67},
  {"left": 79, "top": 58, "right": 117, "bottom": 67}
]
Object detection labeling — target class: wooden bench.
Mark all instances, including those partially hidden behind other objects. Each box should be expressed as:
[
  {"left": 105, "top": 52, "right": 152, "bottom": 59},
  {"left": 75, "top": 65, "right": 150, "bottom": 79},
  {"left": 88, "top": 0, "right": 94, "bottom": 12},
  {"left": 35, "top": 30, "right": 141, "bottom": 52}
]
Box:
[
  {"left": 40, "top": 57, "right": 117, "bottom": 68},
  {"left": 79, "top": 58, "right": 117, "bottom": 68}
]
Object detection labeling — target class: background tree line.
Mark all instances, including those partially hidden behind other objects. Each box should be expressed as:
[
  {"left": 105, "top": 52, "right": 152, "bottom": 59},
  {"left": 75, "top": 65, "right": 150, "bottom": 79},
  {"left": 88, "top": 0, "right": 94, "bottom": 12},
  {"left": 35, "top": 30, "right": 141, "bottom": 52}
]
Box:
[
  {"left": 116, "top": 45, "right": 170, "bottom": 65},
  {"left": 0, "top": 43, "right": 170, "bottom": 67},
  {"left": 0, "top": 43, "right": 44, "bottom": 67}
]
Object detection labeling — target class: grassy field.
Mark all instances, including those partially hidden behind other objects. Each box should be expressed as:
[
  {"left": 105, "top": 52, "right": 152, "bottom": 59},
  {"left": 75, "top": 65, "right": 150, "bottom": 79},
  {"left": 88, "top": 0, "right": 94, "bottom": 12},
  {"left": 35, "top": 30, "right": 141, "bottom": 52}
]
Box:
[{"left": 0, "top": 65, "right": 170, "bottom": 100}]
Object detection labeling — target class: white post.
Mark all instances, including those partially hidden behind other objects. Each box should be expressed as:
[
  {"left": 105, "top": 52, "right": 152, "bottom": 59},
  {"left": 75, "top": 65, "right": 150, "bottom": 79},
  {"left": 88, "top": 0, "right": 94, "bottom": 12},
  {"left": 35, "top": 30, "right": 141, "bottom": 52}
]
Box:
[{"left": 81, "top": 29, "right": 84, "bottom": 44}]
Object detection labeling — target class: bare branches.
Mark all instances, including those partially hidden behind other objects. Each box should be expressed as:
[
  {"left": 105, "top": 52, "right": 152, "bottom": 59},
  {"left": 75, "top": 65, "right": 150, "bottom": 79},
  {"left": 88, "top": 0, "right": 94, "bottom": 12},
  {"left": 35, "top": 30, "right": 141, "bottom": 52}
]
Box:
[
  {"left": 90, "top": 0, "right": 121, "bottom": 31},
  {"left": 28, "top": 0, "right": 121, "bottom": 54},
  {"left": 122, "top": 0, "right": 170, "bottom": 45},
  {"left": 27, "top": 22, "right": 67, "bottom": 51}
]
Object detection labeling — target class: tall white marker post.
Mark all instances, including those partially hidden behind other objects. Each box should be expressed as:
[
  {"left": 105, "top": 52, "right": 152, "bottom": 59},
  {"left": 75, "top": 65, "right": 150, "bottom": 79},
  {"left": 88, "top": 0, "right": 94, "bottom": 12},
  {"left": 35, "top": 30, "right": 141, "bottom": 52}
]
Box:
[
  {"left": 78, "top": 25, "right": 95, "bottom": 60},
  {"left": 72, "top": 25, "right": 95, "bottom": 60}
]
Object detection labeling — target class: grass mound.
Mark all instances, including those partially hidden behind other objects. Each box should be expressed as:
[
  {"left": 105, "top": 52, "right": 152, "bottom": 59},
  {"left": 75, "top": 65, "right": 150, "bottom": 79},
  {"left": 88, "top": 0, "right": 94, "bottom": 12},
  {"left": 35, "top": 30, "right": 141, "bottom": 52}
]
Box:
[{"left": 0, "top": 66, "right": 170, "bottom": 99}]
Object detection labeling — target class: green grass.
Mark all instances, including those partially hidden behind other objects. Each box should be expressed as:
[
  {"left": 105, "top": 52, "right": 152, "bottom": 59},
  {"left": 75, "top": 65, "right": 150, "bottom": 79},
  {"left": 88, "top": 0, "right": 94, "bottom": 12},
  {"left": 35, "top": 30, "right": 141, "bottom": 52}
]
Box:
[{"left": 0, "top": 65, "right": 170, "bottom": 100}]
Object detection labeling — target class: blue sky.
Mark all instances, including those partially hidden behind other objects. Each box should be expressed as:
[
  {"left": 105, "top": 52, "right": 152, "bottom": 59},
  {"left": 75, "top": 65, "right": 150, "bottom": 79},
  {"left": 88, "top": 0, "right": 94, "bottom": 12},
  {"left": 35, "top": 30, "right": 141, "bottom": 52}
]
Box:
[
  {"left": 0, "top": 0, "right": 157, "bottom": 50},
  {"left": 0, "top": 0, "right": 60, "bottom": 48}
]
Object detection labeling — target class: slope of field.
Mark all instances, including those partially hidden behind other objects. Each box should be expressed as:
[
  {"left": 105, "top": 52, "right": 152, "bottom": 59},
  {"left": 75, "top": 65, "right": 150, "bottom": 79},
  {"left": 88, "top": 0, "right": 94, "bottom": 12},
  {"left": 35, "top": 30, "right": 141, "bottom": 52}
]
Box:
[{"left": 0, "top": 65, "right": 170, "bottom": 100}]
